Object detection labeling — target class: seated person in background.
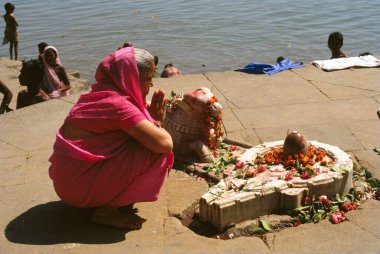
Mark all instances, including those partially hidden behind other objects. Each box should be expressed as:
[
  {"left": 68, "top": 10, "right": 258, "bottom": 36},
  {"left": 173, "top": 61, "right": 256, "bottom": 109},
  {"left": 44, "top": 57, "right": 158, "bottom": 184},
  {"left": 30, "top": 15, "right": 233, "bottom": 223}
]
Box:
[
  {"left": 17, "top": 59, "right": 50, "bottom": 109},
  {"left": 37, "top": 42, "right": 48, "bottom": 62},
  {"left": 328, "top": 32, "right": 348, "bottom": 59},
  {"left": 42, "top": 46, "right": 71, "bottom": 98},
  {"left": 358, "top": 52, "right": 372, "bottom": 57},
  {"left": 154, "top": 55, "right": 159, "bottom": 75},
  {"left": 118, "top": 41, "right": 133, "bottom": 50},
  {"left": 48, "top": 47, "right": 173, "bottom": 229},
  {"left": 276, "top": 56, "right": 285, "bottom": 63},
  {"left": 0, "top": 79, "right": 13, "bottom": 114},
  {"left": 161, "top": 63, "right": 182, "bottom": 78}
]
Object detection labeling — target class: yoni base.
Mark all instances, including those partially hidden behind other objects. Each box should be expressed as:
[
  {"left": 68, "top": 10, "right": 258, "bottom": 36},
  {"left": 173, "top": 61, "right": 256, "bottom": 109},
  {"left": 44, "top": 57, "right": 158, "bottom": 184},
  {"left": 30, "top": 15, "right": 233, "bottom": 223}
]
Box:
[{"left": 199, "top": 141, "right": 353, "bottom": 232}]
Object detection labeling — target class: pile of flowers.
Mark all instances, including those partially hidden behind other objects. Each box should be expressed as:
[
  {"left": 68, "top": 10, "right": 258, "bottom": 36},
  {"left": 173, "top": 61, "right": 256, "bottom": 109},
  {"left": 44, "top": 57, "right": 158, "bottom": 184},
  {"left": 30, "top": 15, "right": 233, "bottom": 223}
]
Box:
[
  {"left": 205, "top": 96, "right": 224, "bottom": 150},
  {"left": 290, "top": 169, "right": 379, "bottom": 226},
  {"left": 290, "top": 191, "right": 360, "bottom": 225},
  {"left": 203, "top": 144, "right": 244, "bottom": 176},
  {"left": 254, "top": 145, "right": 334, "bottom": 180}
]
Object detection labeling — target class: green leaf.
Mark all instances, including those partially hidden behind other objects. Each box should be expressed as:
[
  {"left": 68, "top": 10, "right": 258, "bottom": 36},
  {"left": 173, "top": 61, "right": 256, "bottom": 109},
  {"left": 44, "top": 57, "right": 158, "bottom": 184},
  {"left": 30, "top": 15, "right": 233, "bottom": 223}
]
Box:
[
  {"left": 312, "top": 210, "right": 326, "bottom": 223},
  {"left": 366, "top": 177, "right": 379, "bottom": 188},
  {"left": 331, "top": 165, "right": 352, "bottom": 174},
  {"left": 335, "top": 194, "right": 344, "bottom": 203},
  {"left": 259, "top": 219, "right": 272, "bottom": 231},
  {"left": 170, "top": 91, "right": 177, "bottom": 98},
  {"left": 250, "top": 226, "right": 266, "bottom": 234}
]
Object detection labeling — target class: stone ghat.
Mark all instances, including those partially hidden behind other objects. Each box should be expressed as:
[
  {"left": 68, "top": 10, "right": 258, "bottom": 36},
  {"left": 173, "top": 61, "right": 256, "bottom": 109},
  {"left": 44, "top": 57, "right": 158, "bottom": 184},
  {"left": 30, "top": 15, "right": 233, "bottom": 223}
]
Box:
[{"left": 199, "top": 140, "right": 353, "bottom": 231}]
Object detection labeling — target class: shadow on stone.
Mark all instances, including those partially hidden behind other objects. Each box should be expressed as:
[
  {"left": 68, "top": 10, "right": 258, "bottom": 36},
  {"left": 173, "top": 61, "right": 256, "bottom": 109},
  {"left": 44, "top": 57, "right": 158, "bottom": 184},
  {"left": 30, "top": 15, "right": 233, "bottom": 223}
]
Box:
[{"left": 5, "top": 201, "right": 129, "bottom": 245}]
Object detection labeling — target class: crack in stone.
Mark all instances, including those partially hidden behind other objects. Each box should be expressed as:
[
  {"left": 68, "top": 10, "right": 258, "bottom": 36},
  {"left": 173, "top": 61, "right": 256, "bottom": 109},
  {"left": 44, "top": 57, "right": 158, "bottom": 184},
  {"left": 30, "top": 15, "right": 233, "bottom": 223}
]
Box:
[{"left": 203, "top": 73, "right": 246, "bottom": 133}]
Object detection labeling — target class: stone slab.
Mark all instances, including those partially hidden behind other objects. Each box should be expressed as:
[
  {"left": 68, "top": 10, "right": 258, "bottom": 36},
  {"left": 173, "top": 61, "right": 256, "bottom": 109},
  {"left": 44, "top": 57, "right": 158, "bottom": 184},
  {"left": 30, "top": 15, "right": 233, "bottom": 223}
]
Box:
[
  {"left": 221, "top": 108, "right": 245, "bottom": 132},
  {"left": 0, "top": 155, "right": 27, "bottom": 187},
  {"left": 345, "top": 199, "right": 380, "bottom": 238},
  {"left": 205, "top": 70, "right": 329, "bottom": 108},
  {"left": 224, "top": 129, "right": 261, "bottom": 147},
  {"left": 345, "top": 120, "right": 380, "bottom": 150},
  {"left": 272, "top": 219, "right": 380, "bottom": 254},
  {"left": 311, "top": 80, "right": 380, "bottom": 100},
  {"left": 235, "top": 98, "right": 379, "bottom": 129},
  {"left": 166, "top": 170, "right": 209, "bottom": 218},
  {"left": 255, "top": 122, "right": 365, "bottom": 151},
  {"left": 352, "top": 150, "right": 380, "bottom": 179},
  {"left": 292, "top": 64, "right": 380, "bottom": 92},
  {"left": 25, "top": 149, "right": 53, "bottom": 184},
  {"left": 0, "top": 99, "right": 71, "bottom": 151},
  {"left": 164, "top": 217, "right": 270, "bottom": 254},
  {"left": 0, "top": 141, "right": 27, "bottom": 158}
]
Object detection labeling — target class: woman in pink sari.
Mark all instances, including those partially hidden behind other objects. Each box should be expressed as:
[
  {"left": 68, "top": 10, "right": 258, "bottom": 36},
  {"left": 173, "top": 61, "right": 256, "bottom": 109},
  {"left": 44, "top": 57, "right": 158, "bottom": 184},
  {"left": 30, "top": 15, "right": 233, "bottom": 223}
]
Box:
[
  {"left": 42, "top": 46, "right": 71, "bottom": 98},
  {"left": 49, "top": 47, "right": 173, "bottom": 229}
]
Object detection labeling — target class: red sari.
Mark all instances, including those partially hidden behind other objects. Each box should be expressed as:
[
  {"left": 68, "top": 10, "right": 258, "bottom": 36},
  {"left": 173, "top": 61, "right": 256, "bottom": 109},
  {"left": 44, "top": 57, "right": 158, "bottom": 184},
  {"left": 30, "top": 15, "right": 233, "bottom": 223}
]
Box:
[{"left": 49, "top": 47, "right": 173, "bottom": 207}]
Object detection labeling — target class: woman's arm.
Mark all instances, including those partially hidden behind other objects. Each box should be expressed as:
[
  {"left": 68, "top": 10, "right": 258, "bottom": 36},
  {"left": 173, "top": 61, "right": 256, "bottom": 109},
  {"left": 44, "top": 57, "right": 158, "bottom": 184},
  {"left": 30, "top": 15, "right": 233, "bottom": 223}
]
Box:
[
  {"left": 55, "top": 66, "right": 71, "bottom": 91},
  {"left": 127, "top": 119, "right": 173, "bottom": 154}
]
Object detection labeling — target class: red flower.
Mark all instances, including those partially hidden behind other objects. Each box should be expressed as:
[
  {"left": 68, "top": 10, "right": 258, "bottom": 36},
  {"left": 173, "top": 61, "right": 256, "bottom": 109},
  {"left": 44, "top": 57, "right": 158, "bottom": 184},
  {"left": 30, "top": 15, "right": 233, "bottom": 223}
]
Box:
[
  {"left": 300, "top": 171, "right": 312, "bottom": 179},
  {"left": 229, "top": 145, "right": 237, "bottom": 152},
  {"left": 319, "top": 195, "right": 332, "bottom": 207},
  {"left": 284, "top": 171, "right": 293, "bottom": 181},
  {"left": 331, "top": 211, "right": 345, "bottom": 224},
  {"left": 304, "top": 196, "right": 312, "bottom": 205},
  {"left": 341, "top": 202, "right": 357, "bottom": 212},
  {"left": 258, "top": 165, "right": 267, "bottom": 173},
  {"left": 235, "top": 161, "right": 245, "bottom": 169},
  {"left": 245, "top": 169, "right": 255, "bottom": 178},
  {"left": 292, "top": 221, "right": 301, "bottom": 227},
  {"left": 212, "top": 150, "right": 218, "bottom": 157},
  {"left": 356, "top": 191, "right": 364, "bottom": 198},
  {"left": 206, "top": 116, "right": 213, "bottom": 122}
]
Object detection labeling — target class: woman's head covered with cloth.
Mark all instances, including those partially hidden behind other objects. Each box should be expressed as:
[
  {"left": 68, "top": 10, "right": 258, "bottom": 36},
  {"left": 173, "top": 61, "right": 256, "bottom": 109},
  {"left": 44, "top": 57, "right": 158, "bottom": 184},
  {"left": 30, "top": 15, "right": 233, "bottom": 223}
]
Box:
[{"left": 92, "top": 47, "right": 155, "bottom": 123}]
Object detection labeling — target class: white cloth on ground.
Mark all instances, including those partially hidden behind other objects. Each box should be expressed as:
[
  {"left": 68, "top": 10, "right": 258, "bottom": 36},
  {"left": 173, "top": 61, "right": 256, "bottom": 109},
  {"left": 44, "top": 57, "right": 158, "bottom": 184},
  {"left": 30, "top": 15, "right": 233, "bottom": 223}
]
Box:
[{"left": 312, "top": 55, "right": 380, "bottom": 71}]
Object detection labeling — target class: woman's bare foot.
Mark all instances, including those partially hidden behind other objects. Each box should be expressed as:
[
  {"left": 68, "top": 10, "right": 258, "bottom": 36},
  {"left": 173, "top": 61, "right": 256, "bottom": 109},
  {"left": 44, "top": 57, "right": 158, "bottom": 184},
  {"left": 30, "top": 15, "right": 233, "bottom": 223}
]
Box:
[
  {"left": 91, "top": 206, "right": 146, "bottom": 230},
  {"left": 119, "top": 204, "right": 139, "bottom": 214}
]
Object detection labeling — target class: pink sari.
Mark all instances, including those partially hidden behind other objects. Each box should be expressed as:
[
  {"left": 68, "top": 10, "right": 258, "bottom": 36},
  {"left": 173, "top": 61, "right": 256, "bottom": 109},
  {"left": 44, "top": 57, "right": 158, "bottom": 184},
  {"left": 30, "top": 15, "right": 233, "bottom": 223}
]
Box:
[
  {"left": 42, "top": 46, "right": 69, "bottom": 98},
  {"left": 49, "top": 47, "right": 174, "bottom": 208}
]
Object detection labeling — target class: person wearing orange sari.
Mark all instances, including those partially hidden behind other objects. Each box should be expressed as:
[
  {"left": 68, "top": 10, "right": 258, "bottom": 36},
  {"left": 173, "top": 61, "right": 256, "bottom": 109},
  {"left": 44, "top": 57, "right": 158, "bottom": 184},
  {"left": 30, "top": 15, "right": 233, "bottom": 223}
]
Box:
[{"left": 49, "top": 47, "right": 173, "bottom": 230}]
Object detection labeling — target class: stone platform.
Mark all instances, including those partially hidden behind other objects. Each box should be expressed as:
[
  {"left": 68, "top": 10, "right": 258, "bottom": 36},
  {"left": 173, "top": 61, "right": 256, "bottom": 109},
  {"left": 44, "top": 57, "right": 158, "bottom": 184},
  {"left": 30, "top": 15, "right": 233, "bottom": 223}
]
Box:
[
  {"left": 199, "top": 140, "right": 353, "bottom": 231},
  {"left": 1, "top": 57, "right": 379, "bottom": 253}
]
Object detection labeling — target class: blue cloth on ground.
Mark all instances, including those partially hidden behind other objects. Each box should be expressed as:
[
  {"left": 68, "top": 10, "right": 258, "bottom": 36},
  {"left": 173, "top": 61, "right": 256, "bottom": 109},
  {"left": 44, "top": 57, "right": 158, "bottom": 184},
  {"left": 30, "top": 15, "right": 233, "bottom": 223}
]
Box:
[{"left": 236, "top": 58, "right": 304, "bottom": 75}]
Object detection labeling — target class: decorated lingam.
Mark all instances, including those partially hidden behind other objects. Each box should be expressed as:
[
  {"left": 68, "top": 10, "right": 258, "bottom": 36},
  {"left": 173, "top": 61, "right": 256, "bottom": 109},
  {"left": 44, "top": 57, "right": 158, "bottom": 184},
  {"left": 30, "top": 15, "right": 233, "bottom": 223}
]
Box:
[
  {"left": 199, "top": 131, "right": 353, "bottom": 231},
  {"left": 163, "top": 87, "right": 223, "bottom": 163},
  {"left": 283, "top": 130, "right": 308, "bottom": 155}
]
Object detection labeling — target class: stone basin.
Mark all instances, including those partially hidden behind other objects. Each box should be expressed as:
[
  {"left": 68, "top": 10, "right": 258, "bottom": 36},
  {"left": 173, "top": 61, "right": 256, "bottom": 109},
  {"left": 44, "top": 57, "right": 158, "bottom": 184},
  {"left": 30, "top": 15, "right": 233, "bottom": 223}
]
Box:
[{"left": 199, "top": 140, "right": 353, "bottom": 231}]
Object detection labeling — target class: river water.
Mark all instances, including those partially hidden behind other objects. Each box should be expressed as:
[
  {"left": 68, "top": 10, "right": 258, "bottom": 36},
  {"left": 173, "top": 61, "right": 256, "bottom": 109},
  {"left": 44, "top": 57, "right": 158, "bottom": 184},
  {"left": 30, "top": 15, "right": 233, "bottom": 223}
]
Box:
[{"left": 1, "top": 0, "right": 379, "bottom": 82}]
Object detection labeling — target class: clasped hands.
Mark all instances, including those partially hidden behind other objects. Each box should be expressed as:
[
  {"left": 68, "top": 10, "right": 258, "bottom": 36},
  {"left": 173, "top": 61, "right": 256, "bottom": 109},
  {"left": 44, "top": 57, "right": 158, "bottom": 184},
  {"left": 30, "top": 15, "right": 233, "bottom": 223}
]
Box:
[{"left": 148, "top": 89, "right": 167, "bottom": 123}]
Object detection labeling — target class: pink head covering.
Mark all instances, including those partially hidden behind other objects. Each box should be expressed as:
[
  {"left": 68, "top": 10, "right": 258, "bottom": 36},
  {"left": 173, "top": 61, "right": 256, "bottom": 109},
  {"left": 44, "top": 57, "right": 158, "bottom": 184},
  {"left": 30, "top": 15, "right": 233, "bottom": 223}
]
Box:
[{"left": 91, "top": 47, "right": 154, "bottom": 123}]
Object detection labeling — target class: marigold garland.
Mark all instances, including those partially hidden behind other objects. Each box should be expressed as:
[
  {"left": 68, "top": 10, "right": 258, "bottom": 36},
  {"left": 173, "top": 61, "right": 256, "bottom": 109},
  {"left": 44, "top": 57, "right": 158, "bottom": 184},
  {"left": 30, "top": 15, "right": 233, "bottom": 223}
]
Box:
[
  {"left": 254, "top": 145, "right": 334, "bottom": 179},
  {"left": 205, "top": 96, "right": 223, "bottom": 150}
]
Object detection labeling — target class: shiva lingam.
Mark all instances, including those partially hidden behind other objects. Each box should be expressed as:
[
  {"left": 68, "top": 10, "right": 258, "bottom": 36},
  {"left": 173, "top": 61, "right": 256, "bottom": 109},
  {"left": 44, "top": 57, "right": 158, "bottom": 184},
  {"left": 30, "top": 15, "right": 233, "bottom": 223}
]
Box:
[
  {"left": 283, "top": 130, "right": 308, "bottom": 155},
  {"left": 199, "top": 131, "right": 353, "bottom": 231},
  {"left": 163, "top": 87, "right": 223, "bottom": 163}
]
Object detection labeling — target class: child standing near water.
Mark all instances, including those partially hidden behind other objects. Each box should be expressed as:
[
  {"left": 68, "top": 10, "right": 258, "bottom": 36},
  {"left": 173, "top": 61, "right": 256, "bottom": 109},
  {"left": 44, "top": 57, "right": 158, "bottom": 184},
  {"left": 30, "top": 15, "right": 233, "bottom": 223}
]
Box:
[{"left": 3, "top": 2, "right": 18, "bottom": 60}]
